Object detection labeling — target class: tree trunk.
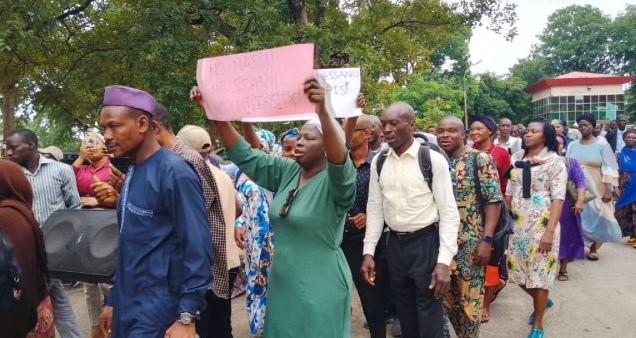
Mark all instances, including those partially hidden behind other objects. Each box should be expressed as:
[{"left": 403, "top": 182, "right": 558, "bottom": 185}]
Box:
[
  {"left": 288, "top": 0, "right": 308, "bottom": 26},
  {"left": 315, "top": 0, "right": 326, "bottom": 26},
  {"left": 1, "top": 83, "right": 17, "bottom": 139}
]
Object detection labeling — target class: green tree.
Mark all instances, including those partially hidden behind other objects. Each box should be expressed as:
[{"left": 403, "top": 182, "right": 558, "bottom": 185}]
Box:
[
  {"left": 470, "top": 73, "right": 532, "bottom": 124},
  {"left": 610, "top": 5, "right": 636, "bottom": 116},
  {"left": 390, "top": 76, "right": 465, "bottom": 129},
  {"left": 509, "top": 56, "right": 553, "bottom": 87},
  {"left": 0, "top": 1, "right": 77, "bottom": 137},
  {"left": 1, "top": 0, "right": 518, "bottom": 142},
  {"left": 535, "top": 5, "right": 614, "bottom": 75},
  {"left": 428, "top": 29, "right": 471, "bottom": 77}
]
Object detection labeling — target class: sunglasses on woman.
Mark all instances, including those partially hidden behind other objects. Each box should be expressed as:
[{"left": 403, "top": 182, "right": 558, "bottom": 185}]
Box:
[{"left": 279, "top": 188, "right": 298, "bottom": 217}]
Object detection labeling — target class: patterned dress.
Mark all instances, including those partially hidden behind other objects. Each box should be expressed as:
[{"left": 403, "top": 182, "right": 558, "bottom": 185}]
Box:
[
  {"left": 233, "top": 169, "right": 273, "bottom": 337},
  {"left": 443, "top": 149, "right": 503, "bottom": 338},
  {"left": 615, "top": 147, "right": 636, "bottom": 237},
  {"left": 26, "top": 296, "right": 55, "bottom": 338},
  {"left": 506, "top": 149, "right": 567, "bottom": 290}
]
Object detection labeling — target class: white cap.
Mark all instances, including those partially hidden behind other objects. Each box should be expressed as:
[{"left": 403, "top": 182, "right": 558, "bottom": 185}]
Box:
[{"left": 38, "top": 146, "right": 64, "bottom": 161}]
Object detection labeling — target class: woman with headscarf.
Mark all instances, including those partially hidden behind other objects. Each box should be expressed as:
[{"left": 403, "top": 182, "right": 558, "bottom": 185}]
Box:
[
  {"left": 554, "top": 134, "right": 586, "bottom": 282},
  {"left": 72, "top": 132, "right": 112, "bottom": 338},
  {"left": 506, "top": 119, "right": 567, "bottom": 338},
  {"left": 566, "top": 114, "right": 621, "bottom": 261},
  {"left": 279, "top": 128, "right": 300, "bottom": 159},
  {"left": 470, "top": 115, "right": 510, "bottom": 322},
  {"left": 615, "top": 129, "right": 636, "bottom": 247},
  {"left": 193, "top": 78, "right": 355, "bottom": 337},
  {"left": 0, "top": 160, "right": 54, "bottom": 338},
  {"left": 471, "top": 115, "right": 511, "bottom": 194}
]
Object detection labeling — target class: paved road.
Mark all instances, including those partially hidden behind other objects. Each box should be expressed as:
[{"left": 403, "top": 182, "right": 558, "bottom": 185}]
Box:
[{"left": 63, "top": 241, "right": 635, "bottom": 337}]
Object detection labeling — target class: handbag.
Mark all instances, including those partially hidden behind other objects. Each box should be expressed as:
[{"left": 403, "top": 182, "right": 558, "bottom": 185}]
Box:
[
  {"left": 472, "top": 153, "right": 514, "bottom": 266},
  {"left": 564, "top": 158, "right": 596, "bottom": 203}
]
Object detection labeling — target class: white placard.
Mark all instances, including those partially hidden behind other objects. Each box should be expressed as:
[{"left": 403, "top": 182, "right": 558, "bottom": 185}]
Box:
[{"left": 317, "top": 68, "right": 362, "bottom": 118}]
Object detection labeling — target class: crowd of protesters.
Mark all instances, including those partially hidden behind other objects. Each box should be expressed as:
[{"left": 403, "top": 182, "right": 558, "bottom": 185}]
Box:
[{"left": 0, "top": 78, "right": 634, "bottom": 338}]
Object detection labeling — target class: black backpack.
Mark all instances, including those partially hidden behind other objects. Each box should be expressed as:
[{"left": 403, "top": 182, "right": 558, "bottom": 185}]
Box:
[
  {"left": 376, "top": 139, "right": 448, "bottom": 190},
  {"left": 0, "top": 230, "right": 21, "bottom": 311},
  {"left": 471, "top": 153, "right": 514, "bottom": 265}
]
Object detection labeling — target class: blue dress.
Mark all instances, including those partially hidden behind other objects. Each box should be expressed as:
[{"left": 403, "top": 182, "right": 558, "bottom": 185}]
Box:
[
  {"left": 108, "top": 149, "right": 213, "bottom": 337},
  {"left": 229, "top": 165, "right": 273, "bottom": 337}
]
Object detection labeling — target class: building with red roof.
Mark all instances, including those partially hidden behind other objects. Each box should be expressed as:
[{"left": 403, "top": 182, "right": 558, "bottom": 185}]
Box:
[{"left": 524, "top": 71, "right": 633, "bottom": 124}]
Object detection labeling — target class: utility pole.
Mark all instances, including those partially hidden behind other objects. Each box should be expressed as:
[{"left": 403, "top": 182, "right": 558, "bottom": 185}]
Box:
[{"left": 463, "top": 60, "right": 482, "bottom": 128}]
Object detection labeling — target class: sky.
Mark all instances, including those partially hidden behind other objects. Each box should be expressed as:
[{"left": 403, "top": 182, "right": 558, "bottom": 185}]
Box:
[{"left": 468, "top": 0, "right": 636, "bottom": 75}]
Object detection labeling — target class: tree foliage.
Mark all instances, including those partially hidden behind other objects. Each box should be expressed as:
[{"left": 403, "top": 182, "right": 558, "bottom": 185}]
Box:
[
  {"left": 509, "top": 56, "right": 552, "bottom": 87},
  {"left": 507, "top": 4, "right": 636, "bottom": 118},
  {"left": 470, "top": 73, "right": 532, "bottom": 124},
  {"left": 0, "top": 0, "right": 518, "bottom": 148},
  {"left": 611, "top": 5, "right": 636, "bottom": 115},
  {"left": 536, "top": 5, "right": 614, "bottom": 75},
  {"left": 390, "top": 76, "right": 466, "bottom": 129}
]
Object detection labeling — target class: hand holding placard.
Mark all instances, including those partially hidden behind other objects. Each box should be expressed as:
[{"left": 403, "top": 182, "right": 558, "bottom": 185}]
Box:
[
  {"left": 195, "top": 44, "right": 363, "bottom": 121},
  {"left": 317, "top": 68, "right": 362, "bottom": 118}
]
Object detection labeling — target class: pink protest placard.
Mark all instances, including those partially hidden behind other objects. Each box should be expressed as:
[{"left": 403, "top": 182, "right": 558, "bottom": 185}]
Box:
[{"left": 196, "top": 44, "right": 316, "bottom": 121}]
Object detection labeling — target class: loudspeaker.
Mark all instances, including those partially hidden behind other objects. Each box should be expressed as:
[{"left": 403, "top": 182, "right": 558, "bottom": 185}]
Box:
[{"left": 42, "top": 209, "right": 118, "bottom": 283}]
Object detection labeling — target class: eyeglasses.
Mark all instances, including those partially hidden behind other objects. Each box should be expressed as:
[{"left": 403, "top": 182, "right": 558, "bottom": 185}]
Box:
[{"left": 279, "top": 188, "right": 298, "bottom": 217}]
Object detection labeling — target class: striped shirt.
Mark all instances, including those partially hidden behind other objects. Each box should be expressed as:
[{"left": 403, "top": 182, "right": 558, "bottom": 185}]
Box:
[{"left": 21, "top": 155, "right": 81, "bottom": 225}]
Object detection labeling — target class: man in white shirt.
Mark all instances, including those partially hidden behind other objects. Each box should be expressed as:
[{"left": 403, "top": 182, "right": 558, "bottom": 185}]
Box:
[
  {"left": 494, "top": 118, "right": 522, "bottom": 155},
  {"left": 361, "top": 102, "right": 460, "bottom": 338},
  {"left": 605, "top": 114, "right": 629, "bottom": 154}
]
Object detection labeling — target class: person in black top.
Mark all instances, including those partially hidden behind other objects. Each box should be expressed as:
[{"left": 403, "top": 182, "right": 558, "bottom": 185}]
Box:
[{"left": 341, "top": 115, "right": 388, "bottom": 338}]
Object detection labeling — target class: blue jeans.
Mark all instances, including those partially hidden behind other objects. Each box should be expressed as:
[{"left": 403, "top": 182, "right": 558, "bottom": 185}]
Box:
[{"left": 49, "top": 278, "right": 82, "bottom": 338}]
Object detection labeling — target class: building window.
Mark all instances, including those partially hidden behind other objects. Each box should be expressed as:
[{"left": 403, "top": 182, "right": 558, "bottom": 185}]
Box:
[{"left": 533, "top": 93, "right": 627, "bottom": 124}]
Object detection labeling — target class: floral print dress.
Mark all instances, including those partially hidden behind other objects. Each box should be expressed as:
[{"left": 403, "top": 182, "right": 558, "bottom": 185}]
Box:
[{"left": 506, "top": 148, "right": 567, "bottom": 290}]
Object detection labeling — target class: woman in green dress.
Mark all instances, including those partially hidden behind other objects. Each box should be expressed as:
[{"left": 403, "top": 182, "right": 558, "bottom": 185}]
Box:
[{"left": 195, "top": 78, "right": 356, "bottom": 337}]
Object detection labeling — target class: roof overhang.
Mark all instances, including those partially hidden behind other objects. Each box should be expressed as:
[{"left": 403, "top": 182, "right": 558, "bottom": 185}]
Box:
[{"left": 524, "top": 75, "right": 634, "bottom": 94}]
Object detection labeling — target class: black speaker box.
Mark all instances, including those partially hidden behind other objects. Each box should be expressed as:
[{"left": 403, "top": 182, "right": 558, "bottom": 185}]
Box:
[{"left": 42, "top": 209, "right": 119, "bottom": 283}]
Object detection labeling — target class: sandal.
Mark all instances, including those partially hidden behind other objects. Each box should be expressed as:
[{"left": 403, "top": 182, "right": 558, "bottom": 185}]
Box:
[
  {"left": 491, "top": 279, "right": 507, "bottom": 303},
  {"left": 558, "top": 271, "right": 569, "bottom": 281},
  {"left": 587, "top": 252, "right": 599, "bottom": 261},
  {"left": 627, "top": 238, "right": 636, "bottom": 246},
  {"left": 529, "top": 298, "right": 554, "bottom": 325},
  {"left": 481, "top": 312, "right": 490, "bottom": 323},
  {"left": 528, "top": 327, "right": 545, "bottom": 338}
]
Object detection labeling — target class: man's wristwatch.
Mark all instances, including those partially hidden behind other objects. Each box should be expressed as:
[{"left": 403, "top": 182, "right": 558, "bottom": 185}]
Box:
[
  {"left": 178, "top": 312, "right": 195, "bottom": 325},
  {"left": 481, "top": 235, "right": 494, "bottom": 245}
]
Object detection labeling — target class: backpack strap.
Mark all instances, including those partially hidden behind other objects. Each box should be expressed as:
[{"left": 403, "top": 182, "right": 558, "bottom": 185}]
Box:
[
  {"left": 375, "top": 148, "right": 390, "bottom": 179},
  {"left": 418, "top": 145, "right": 433, "bottom": 191},
  {"left": 377, "top": 145, "right": 434, "bottom": 191},
  {"left": 473, "top": 152, "right": 484, "bottom": 210}
]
